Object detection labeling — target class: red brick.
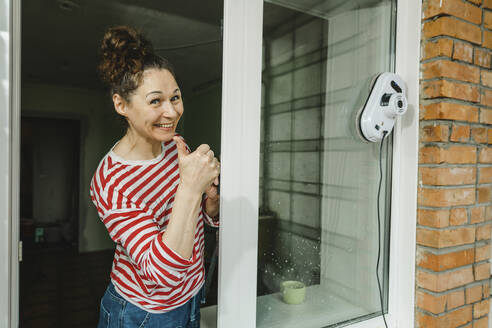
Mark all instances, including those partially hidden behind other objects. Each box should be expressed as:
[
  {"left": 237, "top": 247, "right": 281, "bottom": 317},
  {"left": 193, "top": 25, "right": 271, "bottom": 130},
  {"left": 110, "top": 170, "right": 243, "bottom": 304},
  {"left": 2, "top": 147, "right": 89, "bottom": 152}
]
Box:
[
  {"left": 481, "top": 109, "right": 492, "bottom": 124},
  {"left": 453, "top": 41, "right": 474, "bottom": 63},
  {"left": 488, "top": 128, "right": 492, "bottom": 143},
  {"left": 476, "top": 223, "right": 492, "bottom": 240},
  {"left": 417, "top": 226, "right": 476, "bottom": 247},
  {"left": 423, "top": 17, "right": 482, "bottom": 44},
  {"left": 475, "top": 244, "right": 491, "bottom": 262},
  {"left": 487, "top": 206, "right": 492, "bottom": 221},
  {"left": 422, "top": 80, "right": 480, "bottom": 102},
  {"left": 473, "top": 299, "right": 490, "bottom": 318},
  {"left": 418, "top": 248, "right": 475, "bottom": 271},
  {"left": 423, "top": 38, "right": 454, "bottom": 60},
  {"left": 418, "top": 209, "right": 450, "bottom": 227},
  {"left": 486, "top": 11, "right": 492, "bottom": 31},
  {"left": 422, "top": 60, "right": 480, "bottom": 83},
  {"left": 416, "top": 289, "right": 446, "bottom": 314},
  {"left": 478, "top": 186, "right": 492, "bottom": 203},
  {"left": 447, "top": 289, "right": 465, "bottom": 310},
  {"left": 484, "top": 30, "right": 492, "bottom": 49},
  {"left": 420, "top": 146, "right": 477, "bottom": 164},
  {"left": 471, "top": 207, "right": 486, "bottom": 224},
  {"left": 424, "top": 0, "right": 482, "bottom": 24},
  {"left": 466, "top": 284, "right": 483, "bottom": 304},
  {"left": 485, "top": 0, "right": 492, "bottom": 8},
  {"left": 417, "top": 267, "right": 474, "bottom": 292},
  {"left": 421, "top": 102, "right": 479, "bottom": 122},
  {"left": 479, "top": 148, "right": 492, "bottom": 163},
  {"left": 474, "top": 316, "right": 489, "bottom": 328},
  {"left": 421, "top": 167, "right": 476, "bottom": 185},
  {"left": 421, "top": 124, "right": 450, "bottom": 142},
  {"left": 472, "top": 127, "right": 488, "bottom": 143},
  {"left": 451, "top": 207, "right": 469, "bottom": 225},
  {"left": 416, "top": 304, "right": 472, "bottom": 328},
  {"left": 483, "top": 282, "right": 490, "bottom": 298},
  {"left": 418, "top": 187, "right": 476, "bottom": 207},
  {"left": 420, "top": 147, "right": 444, "bottom": 164},
  {"left": 479, "top": 167, "right": 492, "bottom": 183},
  {"left": 474, "top": 262, "right": 491, "bottom": 280},
  {"left": 450, "top": 124, "right": 470, "bottom": 142},
  {"left": 482, "top": 70, "right": 492, "bottom": 88},
  {"left": 474, "top": 49, "right": 491, "bottom": 69},
  {"left": 481, "top": 89, "right": 492, "bottom": 107}
]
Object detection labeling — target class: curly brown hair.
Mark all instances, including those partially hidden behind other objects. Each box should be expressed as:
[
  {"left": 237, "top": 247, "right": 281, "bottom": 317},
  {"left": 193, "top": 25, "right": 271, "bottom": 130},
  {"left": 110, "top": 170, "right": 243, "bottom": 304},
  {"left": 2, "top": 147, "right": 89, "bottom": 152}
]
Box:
[{"left": 98, "top": 26, "right": 176, "bottom": 101}]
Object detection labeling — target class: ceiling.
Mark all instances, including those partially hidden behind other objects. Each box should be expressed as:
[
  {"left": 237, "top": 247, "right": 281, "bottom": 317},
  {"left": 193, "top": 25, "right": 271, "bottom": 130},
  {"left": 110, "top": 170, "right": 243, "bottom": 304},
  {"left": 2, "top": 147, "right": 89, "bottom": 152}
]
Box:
[{"left": 22, "top": 0, "right": 224, "bottom": 93}]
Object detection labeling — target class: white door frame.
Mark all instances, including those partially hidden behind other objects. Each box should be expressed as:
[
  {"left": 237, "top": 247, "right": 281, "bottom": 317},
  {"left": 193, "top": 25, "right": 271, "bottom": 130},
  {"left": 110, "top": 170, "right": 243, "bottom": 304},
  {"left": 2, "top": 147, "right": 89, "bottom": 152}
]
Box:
[
  {"left": 0, "top": 0, "right": 10, "bottom": 325},
  {"left": 4, "top": 0, "right": 420, "bottom": 327},
  {"left": 217, "top": 0, "right": 263, "bottom": 327},
  {"left": 3, "top": 0, "right": 21, "bottom": 327}
]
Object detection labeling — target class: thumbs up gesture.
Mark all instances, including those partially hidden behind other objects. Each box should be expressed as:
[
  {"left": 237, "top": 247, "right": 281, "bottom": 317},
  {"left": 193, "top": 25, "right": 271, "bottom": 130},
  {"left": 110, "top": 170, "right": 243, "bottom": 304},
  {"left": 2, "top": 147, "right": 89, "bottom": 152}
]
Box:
[{"left": 173, "top": 136, "right": 220, "bottom": 194}]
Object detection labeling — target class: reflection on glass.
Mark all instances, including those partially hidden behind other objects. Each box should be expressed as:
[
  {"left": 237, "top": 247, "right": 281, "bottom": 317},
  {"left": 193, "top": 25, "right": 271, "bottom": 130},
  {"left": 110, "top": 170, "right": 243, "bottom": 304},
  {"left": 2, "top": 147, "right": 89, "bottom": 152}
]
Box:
[{"left": 257, "top": 0, "right": 395, "bottom": 327}]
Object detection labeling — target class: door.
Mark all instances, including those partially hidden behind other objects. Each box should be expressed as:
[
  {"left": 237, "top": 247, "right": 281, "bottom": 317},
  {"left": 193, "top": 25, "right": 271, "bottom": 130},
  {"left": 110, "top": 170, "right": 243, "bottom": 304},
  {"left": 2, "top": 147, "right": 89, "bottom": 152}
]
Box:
[{"left": 5, "top": 0, "right": 419, "bottom": 327}]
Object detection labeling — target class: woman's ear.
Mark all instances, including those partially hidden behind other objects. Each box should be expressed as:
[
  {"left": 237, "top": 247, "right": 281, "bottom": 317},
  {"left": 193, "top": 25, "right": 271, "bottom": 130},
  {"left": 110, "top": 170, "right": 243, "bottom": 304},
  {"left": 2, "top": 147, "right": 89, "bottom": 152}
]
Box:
[{"left": 113, "top": 94, "right": 128, "bottom": 118}]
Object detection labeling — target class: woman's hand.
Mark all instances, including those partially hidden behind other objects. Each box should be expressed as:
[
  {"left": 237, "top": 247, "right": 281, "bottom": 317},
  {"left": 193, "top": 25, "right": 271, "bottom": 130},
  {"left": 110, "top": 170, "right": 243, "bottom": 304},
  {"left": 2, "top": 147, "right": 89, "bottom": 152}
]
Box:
[
  {"left": 173, "top": 136, "right": 220, "bottom": 195},
  {"left": 205, "top": 181, "right": 220, "bottom": 218}
]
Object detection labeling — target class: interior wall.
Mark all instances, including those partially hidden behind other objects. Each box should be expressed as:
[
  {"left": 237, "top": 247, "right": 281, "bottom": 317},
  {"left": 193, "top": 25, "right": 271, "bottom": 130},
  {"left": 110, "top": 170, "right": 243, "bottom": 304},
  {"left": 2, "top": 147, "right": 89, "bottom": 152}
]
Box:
[
  {"left": 22, "top": 83, "right": 123, "bottom": 252},
  {"left": 182, "top": 83, "right": 222, "bottom": 154}
]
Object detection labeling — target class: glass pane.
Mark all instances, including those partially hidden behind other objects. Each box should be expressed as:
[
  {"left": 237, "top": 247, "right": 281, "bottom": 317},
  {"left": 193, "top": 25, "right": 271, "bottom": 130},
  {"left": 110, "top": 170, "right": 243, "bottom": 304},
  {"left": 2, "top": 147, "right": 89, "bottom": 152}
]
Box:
[{"left": 257, "top": 0, "right": 395, "bottom": 327}]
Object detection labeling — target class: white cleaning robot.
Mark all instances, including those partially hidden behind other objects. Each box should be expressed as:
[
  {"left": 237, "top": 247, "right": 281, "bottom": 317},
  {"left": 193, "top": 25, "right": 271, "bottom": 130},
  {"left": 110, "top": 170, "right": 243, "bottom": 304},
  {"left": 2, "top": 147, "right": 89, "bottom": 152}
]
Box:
[{"left": 356, "top": 72, "right": 408, "bottom": 142}]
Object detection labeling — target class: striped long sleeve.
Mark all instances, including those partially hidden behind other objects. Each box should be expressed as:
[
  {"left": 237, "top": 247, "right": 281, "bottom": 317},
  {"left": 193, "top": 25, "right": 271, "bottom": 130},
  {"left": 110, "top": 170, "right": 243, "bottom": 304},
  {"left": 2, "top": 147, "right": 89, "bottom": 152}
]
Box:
[
  {"left": 101, "top": 196, "right": 193, "bottom": 288},
  {"left": 89, "top": 137, "right": 209, "bottom": 313}
]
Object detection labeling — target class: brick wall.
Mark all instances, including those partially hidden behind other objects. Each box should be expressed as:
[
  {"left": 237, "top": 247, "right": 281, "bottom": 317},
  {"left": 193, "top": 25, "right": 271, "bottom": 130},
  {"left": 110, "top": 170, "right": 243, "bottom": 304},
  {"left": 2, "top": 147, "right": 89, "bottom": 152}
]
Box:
[{"left": 417, "top": 0, "right": 492, "bottom": 326}]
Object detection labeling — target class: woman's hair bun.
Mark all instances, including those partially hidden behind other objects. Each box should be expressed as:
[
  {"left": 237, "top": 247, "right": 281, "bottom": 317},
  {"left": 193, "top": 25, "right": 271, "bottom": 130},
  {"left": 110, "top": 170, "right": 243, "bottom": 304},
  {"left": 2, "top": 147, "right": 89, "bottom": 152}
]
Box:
[{"left": 98, "top": 26, "right": 154, "bottom": 87}]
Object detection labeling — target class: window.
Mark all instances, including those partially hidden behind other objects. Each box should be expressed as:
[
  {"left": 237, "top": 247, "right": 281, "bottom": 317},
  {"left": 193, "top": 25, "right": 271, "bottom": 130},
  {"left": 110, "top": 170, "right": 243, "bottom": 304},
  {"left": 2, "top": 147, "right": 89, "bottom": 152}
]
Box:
[{"left": 257, "top": 1, "right": 395, "bottom": 327}]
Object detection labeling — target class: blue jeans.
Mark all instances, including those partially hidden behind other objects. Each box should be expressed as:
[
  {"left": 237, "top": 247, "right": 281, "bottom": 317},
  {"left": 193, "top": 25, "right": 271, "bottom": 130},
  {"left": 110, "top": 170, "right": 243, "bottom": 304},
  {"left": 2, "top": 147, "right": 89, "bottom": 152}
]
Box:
[{"left": 97, "top": 282, "right": 204, "bottom": 328}]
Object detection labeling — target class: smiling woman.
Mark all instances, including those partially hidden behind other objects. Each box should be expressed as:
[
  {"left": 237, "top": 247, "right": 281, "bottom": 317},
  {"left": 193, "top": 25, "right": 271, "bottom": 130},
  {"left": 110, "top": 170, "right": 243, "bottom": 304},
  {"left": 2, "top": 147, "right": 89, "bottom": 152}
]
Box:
[{"left": 91, "top": 26, "right": 221, "bottom": 328}]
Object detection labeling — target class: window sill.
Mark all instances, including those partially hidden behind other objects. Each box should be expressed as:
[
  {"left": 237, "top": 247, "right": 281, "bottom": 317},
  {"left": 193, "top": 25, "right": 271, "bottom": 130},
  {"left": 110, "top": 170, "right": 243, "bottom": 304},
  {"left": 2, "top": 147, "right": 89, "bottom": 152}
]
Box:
[{"left": 200, "top": 284, "right": 380, "bottom": 328}]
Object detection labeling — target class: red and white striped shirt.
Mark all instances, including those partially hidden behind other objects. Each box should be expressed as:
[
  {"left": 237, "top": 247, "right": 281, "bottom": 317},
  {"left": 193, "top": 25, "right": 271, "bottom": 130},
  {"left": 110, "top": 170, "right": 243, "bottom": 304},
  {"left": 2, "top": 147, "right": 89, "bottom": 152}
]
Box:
[{"left": 90, "top": 135, "right": 218, "bottom": 313}]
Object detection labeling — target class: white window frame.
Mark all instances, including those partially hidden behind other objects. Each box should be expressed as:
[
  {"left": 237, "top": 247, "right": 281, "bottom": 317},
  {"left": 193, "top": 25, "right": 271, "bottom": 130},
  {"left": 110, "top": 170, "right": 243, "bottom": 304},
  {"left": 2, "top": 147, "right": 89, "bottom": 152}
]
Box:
[
  {"left": 217, "top": 0, "right": 420, "bottom": 327},
  {"left": 3, "top": 0, "right": 419, "bottom": 327}
]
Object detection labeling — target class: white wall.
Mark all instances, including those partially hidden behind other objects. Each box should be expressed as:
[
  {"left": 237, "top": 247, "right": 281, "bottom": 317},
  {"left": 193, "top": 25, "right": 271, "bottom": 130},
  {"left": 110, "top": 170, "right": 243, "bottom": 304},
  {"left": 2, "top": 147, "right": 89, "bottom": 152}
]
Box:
[{"left": 22, "top": 83, "right": 122, "bottom": 252}]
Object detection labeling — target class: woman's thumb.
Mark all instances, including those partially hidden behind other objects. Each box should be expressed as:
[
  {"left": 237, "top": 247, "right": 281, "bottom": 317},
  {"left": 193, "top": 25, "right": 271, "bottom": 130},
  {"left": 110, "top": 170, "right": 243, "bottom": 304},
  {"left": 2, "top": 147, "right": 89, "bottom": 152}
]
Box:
[{"left": 173, "top": 136, "right": 189, "bottom": 158}]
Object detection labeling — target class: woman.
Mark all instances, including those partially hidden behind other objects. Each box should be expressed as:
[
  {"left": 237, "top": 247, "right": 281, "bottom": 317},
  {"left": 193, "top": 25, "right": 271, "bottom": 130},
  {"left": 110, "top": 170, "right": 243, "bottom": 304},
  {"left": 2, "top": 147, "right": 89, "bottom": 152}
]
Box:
[{"left": 90, "top": 26, "right": 220, "bottom": 328}]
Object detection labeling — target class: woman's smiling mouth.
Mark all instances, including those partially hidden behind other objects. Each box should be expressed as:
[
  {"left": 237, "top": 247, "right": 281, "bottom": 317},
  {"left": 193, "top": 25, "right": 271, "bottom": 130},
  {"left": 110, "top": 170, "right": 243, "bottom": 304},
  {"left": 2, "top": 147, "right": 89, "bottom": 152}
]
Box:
[{"left": 154, "top": 123, "right": 173, "bottom": 128}]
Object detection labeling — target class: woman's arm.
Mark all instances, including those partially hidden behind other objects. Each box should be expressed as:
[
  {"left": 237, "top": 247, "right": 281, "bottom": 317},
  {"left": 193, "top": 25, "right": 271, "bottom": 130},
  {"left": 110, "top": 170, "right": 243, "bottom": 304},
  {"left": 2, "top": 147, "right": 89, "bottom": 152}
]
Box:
[
  {"left": 161, "top": 184, "right": 202, "bottom": 260},
  {"left": 162, "top": 137, "right": 220, "bottom": 259}
]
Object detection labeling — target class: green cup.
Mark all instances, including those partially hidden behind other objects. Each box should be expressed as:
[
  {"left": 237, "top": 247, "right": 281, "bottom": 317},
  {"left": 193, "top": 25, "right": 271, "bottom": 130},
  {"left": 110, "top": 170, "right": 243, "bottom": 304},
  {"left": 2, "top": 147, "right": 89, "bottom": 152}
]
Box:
[{"left": 281, "top": 280, "right": 306, "bottom": 305}]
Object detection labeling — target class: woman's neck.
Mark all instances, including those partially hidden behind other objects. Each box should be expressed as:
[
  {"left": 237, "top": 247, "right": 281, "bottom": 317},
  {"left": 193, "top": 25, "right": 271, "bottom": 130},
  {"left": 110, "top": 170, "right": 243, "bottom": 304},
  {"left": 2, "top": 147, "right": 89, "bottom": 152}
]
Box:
[{"left": 113, "top": 129, "right": 163, "bottom": 161}]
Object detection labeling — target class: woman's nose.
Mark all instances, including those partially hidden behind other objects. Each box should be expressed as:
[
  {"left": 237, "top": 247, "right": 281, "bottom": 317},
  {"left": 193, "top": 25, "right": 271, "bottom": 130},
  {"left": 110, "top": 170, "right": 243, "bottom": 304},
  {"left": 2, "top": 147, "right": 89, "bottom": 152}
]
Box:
[{"left": 162, "top": 101, "right": 178, "bottom": 118}]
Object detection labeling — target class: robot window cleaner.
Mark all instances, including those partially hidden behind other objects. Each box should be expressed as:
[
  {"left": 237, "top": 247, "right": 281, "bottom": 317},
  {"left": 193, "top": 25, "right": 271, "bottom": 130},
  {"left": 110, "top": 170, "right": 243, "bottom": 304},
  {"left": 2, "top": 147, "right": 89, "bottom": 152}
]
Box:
[{"left": 356, "top": 72, "right": 408, "bottom": 142}]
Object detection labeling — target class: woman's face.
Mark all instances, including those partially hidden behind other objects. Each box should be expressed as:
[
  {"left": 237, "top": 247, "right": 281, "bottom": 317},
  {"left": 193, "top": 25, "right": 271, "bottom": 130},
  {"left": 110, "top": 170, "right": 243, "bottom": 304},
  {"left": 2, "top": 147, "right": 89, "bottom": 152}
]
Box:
[{"left": 114, "top": 68, "right": 183, "bottom": 143}]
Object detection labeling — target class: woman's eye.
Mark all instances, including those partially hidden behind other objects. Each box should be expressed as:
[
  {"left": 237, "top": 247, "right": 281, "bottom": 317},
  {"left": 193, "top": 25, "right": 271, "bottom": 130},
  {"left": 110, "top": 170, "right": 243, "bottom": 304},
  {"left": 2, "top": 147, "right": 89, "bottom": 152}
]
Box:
[
  {"left": 171, "top": 95, "right": 181, "bottom": 102},
  {"left": 150, "top": 98, "right": 160, "bottom": 105}
]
